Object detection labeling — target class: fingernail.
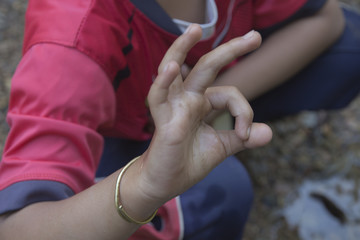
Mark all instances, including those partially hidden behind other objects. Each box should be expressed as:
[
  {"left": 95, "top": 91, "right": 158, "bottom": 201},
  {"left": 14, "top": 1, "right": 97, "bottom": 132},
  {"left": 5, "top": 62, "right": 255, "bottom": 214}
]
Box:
[
  {"left": 246, "top": 127, "right": 251, "bottom": 139},
  {"left": 243, "top": 30, "right": 254, "bottom": 39},
  {"left": 163, "top": 63, "right": 170, "bottom": 73}
]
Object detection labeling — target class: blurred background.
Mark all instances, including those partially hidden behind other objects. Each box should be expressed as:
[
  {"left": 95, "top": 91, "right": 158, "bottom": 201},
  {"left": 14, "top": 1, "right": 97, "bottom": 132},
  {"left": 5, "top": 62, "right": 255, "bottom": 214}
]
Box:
[{"left": 0, "top": 0, "right": 359, "bottom": 239}]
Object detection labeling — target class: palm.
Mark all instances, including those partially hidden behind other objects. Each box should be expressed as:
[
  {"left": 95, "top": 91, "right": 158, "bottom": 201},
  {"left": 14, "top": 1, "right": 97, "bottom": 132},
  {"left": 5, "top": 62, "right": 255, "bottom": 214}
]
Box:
[
  {"left": 142, "top": 25, "right": 272, "bottom": 201},
  {"left": 158, "top": 89, "right": 226, "bottom": 175}
]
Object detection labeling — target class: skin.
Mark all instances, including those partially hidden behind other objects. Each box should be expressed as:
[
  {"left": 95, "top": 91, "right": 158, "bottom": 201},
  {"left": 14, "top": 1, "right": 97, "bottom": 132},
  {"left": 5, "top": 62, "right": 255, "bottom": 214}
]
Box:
[
  {"left": 159, "top": 0, "right": 345, "bottom": 121},
  {"left": 0, "top": 0, "right": 345, "bottom": 238},
  {"left": 156, "top": 0, "right": 207, "bottom": 23},
  {"left": 213, "top": 0, "right": 345, "bottom": 101},
  {"left": 0, "top": 25, "right": 272, "bottom": 240}
]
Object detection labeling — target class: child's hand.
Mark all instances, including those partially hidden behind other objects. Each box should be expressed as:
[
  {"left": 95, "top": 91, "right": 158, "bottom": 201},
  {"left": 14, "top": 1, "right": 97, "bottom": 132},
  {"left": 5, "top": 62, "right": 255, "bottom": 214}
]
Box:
[{"left": 139, "top": 24, "right": 272, "bottom": 204}]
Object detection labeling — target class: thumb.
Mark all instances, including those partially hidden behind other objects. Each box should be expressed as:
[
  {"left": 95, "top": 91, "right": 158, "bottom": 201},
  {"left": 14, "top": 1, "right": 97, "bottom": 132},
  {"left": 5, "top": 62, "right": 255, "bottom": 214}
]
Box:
[
  {"left": 243, "top": 123, "right": 272, "bottom": 149},
  {"left": 218, "top": 123, "right": 272, "bottom": 156}
]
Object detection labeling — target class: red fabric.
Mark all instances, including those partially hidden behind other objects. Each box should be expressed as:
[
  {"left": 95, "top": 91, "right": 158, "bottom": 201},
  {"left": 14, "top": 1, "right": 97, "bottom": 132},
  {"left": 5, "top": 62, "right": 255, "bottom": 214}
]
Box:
[
  {"left": 0, "top": 43, "right": 184, "bottom": 238},
  {"left": 23, "top": 0, "right": 90, "bottom": 52},
  {"left": 253, "top": 0, "right": 307, "bottom": 29},
  {"left": 0, "top": 44, "right": 115, "bottom": 193},
  {"left": 0, "top": 0, "right": 311, "bottom": 238},
  {"left": 0, "top": 0, "right": 312, "bottom": 208},
  {"left": 21, "top": 0, "right": 308, "bottom": 141},
  {"left": 131, "top": 198, "right": 183, "bottom": 240}
]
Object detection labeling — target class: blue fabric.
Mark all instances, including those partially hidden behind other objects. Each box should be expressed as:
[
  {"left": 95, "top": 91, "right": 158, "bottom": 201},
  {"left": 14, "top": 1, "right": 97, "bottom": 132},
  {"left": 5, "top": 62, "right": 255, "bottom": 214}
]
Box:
[
  {"left": 96, "top": 138, "right": 150, "bottom": 177},
  {"left": 252, "top": 7, "right": 360, "bottom": 122},
  {"left": 259, "top": 0, "right": 327, "bottom": 38},
  {"left": 0, "top": 180, "right": 74, "bottom": 215},
  {"left": 181, "top": 155, "right": 253, "bottom": 240},
  {"left": 97, "top": 138, "right": 253, "bottom": 240}
]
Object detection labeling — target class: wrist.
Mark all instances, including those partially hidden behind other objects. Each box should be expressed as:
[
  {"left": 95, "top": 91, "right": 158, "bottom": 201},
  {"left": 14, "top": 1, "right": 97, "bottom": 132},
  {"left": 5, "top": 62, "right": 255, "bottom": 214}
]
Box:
[{"left": 115, "top": 156, "right": 163, "bottom": 224}]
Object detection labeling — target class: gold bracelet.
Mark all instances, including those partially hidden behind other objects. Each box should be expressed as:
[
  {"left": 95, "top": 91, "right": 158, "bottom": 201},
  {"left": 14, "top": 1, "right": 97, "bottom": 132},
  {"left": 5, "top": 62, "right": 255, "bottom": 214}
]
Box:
[{"left": 115, "top": 156, "right": 158, "bottom": 224}]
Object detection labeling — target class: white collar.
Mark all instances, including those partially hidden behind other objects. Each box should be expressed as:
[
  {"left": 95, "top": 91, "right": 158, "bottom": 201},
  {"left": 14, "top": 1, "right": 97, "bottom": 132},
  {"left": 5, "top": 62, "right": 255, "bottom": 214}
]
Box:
[{"left": 172, "top": 0, "right": 218, "bottom": 40}]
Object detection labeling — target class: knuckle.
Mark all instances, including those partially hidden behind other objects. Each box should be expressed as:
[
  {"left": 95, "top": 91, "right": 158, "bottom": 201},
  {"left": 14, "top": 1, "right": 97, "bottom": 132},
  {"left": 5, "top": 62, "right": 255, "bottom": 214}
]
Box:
[
  {"left": 197, "top": 55, "right": 220, "bottom": 73},
  {"left": 227, "top": 86, "right": 253, "bottom": 119},
  {"left": 227, "top": 86, "right": 243, "bottom": 100},
  {"left": 245, "top": 106, "right": 254, "bottom": 119},
  {"left": 197, "top": 54, "right": 210, "bottom": 66}
]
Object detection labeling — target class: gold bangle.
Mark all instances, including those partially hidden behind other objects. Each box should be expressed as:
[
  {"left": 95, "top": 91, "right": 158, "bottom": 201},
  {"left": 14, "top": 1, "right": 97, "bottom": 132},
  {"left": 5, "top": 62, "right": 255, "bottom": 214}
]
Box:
[{"left": 115, "top": 156, "right": 158, "bottom": 224}]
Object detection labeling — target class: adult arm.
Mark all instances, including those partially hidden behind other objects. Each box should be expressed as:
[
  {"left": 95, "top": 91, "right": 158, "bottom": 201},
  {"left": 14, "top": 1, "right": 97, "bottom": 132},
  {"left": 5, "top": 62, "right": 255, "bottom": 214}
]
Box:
[
  {"left": 0, "top": 25, "right": 272, "bottom": 240},
  {"left": 214, "top": 0, "right": 345, "bottom": 100}
]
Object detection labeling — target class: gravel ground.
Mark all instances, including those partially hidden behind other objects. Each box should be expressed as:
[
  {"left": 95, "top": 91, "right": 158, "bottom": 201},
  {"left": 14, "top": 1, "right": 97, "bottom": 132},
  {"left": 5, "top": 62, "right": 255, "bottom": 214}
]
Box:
[
  {"left": 0, "top": 0, "right": 26, "bottom": 155},
  {"left": 241, "top": 98, "right": 360, "bottom": 240},
  {"left": 0, "top": 1, "right": 359, "bottom": 239}
]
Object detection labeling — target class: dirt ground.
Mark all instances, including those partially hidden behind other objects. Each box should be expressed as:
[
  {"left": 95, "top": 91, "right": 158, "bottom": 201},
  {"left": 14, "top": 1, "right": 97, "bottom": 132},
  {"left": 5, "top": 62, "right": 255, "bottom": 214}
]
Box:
[{"left": 0, "top": 1, "right": 359, "bottom": 239}]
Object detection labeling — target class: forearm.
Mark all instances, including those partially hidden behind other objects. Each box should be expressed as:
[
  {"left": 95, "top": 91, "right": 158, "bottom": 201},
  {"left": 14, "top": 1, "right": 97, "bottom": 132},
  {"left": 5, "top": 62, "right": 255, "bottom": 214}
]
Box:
[
  {"left": 0, "top": 24, "right": 273, "bottom": 240},
  {"left": 0, "top": 157, "right": 161, "bottom": 240},
  {"left": 214, "top": 0, "right": 345, "bottom": 100}
]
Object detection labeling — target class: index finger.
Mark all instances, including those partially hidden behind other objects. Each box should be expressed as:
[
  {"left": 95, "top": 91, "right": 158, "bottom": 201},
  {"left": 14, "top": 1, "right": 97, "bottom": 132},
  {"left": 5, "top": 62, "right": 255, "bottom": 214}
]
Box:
[
  {"left": 158, "top": 24, "right": 202, "bottom": 74},
  {"left": 185, "top": 31, "right": 261, "bottom": 94}
]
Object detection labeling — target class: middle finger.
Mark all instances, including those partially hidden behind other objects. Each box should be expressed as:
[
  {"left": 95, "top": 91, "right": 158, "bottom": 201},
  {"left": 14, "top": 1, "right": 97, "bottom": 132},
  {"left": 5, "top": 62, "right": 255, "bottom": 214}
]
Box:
[{"left": 184, "top": 31, "right": 261, "bottom": 94}]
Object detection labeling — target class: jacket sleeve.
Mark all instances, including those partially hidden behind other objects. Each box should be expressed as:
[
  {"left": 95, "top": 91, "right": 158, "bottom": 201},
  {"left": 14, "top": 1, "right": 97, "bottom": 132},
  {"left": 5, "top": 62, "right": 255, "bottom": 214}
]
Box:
[{"left": 0, "top": 43, "right": 116, "bottom": 214}]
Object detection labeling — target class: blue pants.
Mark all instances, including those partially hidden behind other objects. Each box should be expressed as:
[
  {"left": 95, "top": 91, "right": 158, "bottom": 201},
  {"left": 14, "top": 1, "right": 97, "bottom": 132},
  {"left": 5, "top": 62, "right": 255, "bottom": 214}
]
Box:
[
  {"left": 96, "top": 138, "right": 253, "bottom": 240},
  {"left": 97, "top": 7, "right": 360, "bottom": 240},
  {"left": 252, "top": 7, "right": 360, "bottom": 122}
]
